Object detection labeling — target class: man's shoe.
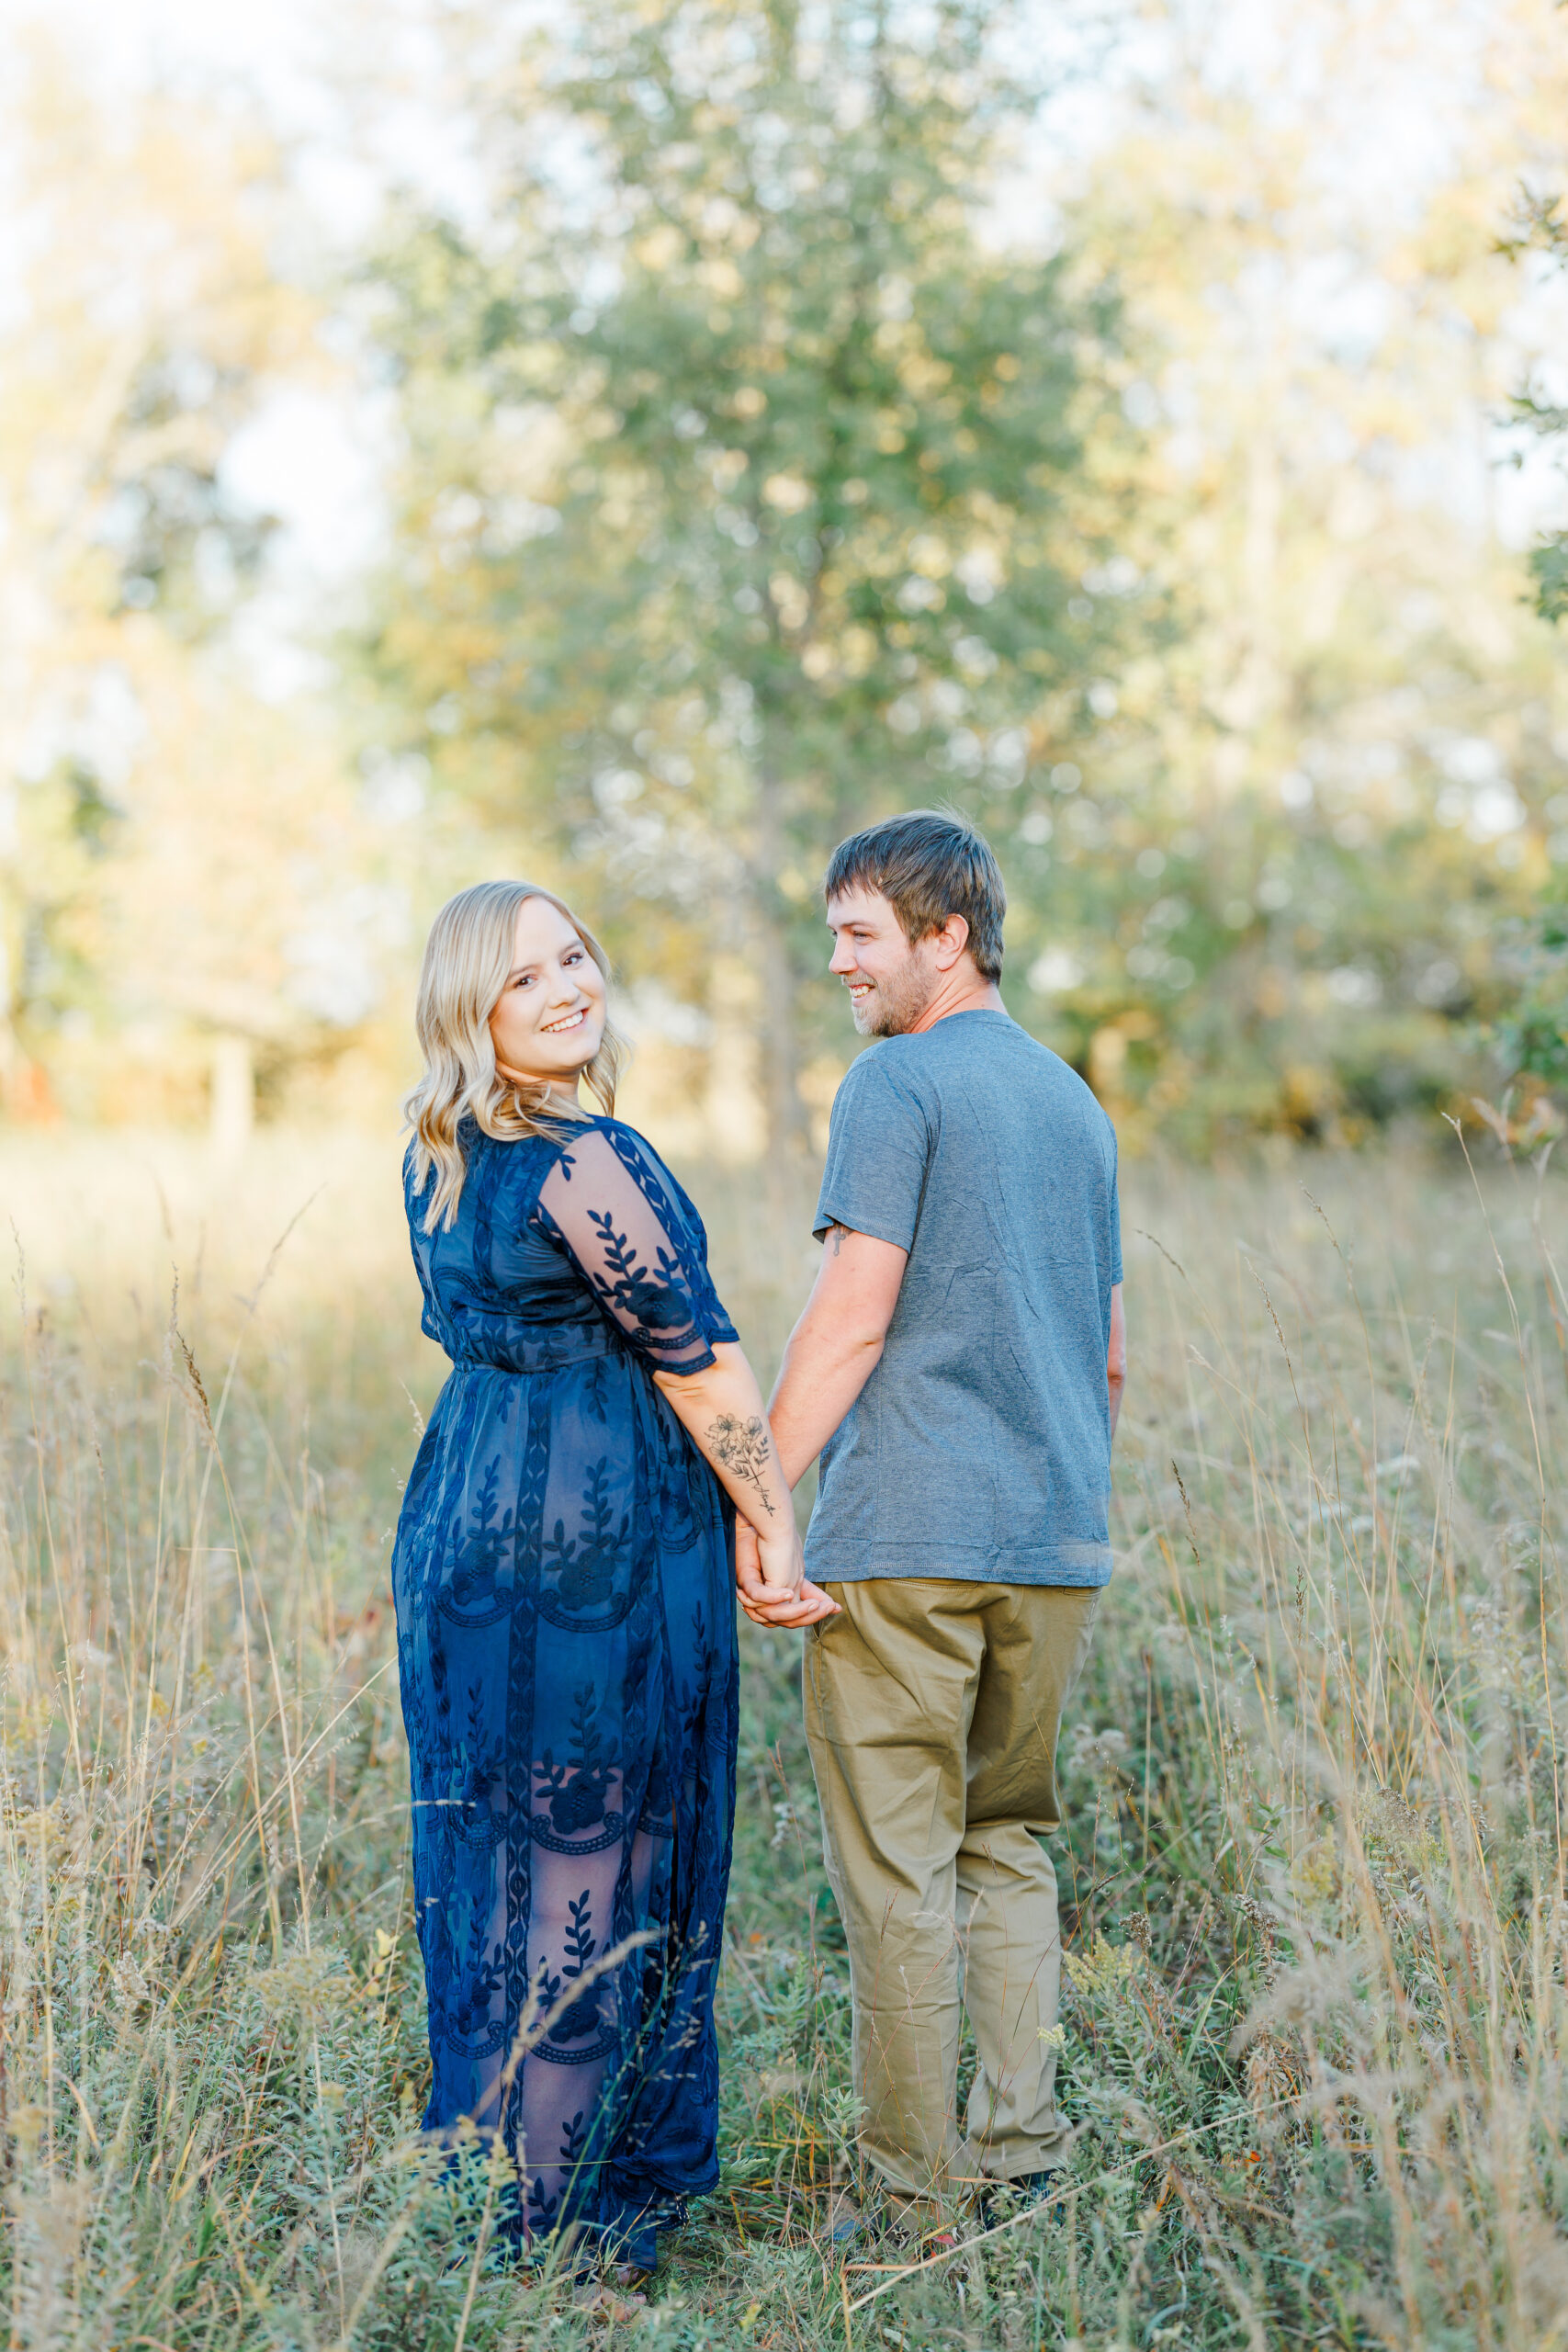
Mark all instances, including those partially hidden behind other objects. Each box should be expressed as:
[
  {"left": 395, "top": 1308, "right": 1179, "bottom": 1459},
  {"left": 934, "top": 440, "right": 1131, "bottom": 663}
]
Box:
[
  {"left": 976, "top": 2169, "right": 1065, "bottom": 2229},
  {"left": 1013, "top": 2168, "right": 1061, "bottom": 2202},
  {"left": 827, "top": 2192, "right": 863, "bottom": 2247}
]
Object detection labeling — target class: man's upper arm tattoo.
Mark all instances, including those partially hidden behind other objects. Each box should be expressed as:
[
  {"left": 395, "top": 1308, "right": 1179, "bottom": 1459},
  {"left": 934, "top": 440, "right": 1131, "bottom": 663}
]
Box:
[
  {"left": 829, "top": 1223, "right": 845, "bottom": 1256},
  {"left": 705, "top": 1413, "right": 776, "bottom": 1514}
]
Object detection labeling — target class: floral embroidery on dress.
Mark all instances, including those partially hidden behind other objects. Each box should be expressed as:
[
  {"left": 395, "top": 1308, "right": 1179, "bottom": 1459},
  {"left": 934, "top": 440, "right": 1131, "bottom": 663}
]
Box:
[{"left": 391, "top": 1115, "right": 739, "bottom": 2258}]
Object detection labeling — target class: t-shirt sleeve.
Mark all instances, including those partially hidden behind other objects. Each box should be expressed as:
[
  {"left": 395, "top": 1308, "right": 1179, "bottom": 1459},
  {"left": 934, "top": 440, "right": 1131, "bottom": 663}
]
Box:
[
  {"left": 536, "top": 1123, "right": 739, "bottom": 1373},
  {"left": 1108, "top": 1128, "right": 1123, "bottom": 1285},
  {"left": 812, "top": 1053, "right": 930, "bottom": 1251}
]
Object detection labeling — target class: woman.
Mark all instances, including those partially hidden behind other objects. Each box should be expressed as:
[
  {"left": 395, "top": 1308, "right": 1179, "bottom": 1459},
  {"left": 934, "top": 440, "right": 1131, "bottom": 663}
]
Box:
[{"left": 392, "top": 880, "right": 835, "bottom": 2276}]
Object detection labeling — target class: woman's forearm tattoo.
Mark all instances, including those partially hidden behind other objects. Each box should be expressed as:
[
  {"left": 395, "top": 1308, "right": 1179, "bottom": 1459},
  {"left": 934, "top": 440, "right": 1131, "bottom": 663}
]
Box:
[{"left": 705, "top": 1413, "right": 776, "bottom": 1515}]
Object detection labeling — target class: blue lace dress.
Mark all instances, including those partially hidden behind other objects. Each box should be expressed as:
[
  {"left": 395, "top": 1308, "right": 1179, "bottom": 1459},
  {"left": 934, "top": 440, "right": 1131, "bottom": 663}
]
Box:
[{"left": 391, "top": 1115, "right": 739, "bottom": 2263}]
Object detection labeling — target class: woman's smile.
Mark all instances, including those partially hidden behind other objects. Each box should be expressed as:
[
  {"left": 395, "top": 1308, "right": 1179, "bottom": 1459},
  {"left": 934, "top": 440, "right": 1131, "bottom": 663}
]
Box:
[{"left": 487, "top": 895, "right": 609, "bottom": 1087}]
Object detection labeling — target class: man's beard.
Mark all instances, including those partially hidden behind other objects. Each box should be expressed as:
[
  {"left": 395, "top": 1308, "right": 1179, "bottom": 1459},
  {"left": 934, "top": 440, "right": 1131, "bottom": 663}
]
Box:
[{"left": 849, "top": 951, "right": 938, "bottom": 1037}]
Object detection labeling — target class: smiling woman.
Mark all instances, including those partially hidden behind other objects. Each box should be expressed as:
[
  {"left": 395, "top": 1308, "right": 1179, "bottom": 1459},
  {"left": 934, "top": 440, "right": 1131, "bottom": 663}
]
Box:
[
  {"left": 489, "top": 895, "right": 612, "bottom": 1089},
  {"left": 390, "top": 881, "right": 832, "bottom": 2280},
  {"left": 404, "top": 882, "right": 627, "bottom": 1234}
]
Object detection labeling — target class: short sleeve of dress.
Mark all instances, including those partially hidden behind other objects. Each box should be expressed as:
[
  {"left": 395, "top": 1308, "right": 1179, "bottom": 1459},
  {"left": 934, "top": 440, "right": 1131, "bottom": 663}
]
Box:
[{"left": 535, "top": 1123, "right": 739, "bottom": 1374}]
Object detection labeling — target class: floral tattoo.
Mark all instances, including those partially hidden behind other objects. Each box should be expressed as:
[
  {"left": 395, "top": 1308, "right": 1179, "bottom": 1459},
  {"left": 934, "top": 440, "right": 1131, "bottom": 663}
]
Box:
[{"left": 705, "top": 1413, "right": 776, "bottom": 1516}]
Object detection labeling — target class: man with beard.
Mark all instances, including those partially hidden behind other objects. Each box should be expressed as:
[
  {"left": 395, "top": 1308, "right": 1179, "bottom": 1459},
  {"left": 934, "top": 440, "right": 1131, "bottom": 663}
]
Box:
[{"left": 737, "top": 808, "right": 1125, "bottom": 2237}]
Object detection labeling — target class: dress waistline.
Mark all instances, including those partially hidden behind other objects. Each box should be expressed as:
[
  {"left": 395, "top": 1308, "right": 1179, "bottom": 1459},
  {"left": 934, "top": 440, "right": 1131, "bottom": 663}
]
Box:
[{"left": 446, "top": 1323, "right": 618, "bottom": 1375}]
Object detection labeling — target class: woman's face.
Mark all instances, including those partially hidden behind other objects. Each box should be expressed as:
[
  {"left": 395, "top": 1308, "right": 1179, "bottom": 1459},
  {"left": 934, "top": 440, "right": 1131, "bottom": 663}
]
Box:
[{"left": 488, "top": 895, "right": 607, "bottom": 1092}]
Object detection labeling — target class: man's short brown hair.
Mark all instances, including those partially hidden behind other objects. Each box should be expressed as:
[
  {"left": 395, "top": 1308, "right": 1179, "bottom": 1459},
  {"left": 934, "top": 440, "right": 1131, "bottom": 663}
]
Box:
[{"left": 822, "top": 809, "right": 1007, "bottom": 981}]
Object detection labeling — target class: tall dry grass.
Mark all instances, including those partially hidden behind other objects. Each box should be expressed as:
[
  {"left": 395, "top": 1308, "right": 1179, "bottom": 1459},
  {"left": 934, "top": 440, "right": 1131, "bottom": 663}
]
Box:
[{"left": 0, "top": 1125, "right": 1563, "bottom": 2349}]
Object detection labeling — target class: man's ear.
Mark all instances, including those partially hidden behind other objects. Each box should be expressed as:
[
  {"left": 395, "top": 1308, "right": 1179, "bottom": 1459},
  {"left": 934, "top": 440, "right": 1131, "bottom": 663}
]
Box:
[{"left": 931, "top": 913, "right": 971, "bottom": 973}]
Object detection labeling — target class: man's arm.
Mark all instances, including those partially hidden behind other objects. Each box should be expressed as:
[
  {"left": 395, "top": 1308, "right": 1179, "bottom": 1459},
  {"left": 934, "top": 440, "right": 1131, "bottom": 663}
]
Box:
[
  {"left": 767, "top": 1223, "right": 909, "bottom": 1487},
  {"left": 732, "top": 1222, "right": 906, "bottom": 1626},
  {"left": 1108, "top": 1281, "right": 1125, "bottom": 1439}
]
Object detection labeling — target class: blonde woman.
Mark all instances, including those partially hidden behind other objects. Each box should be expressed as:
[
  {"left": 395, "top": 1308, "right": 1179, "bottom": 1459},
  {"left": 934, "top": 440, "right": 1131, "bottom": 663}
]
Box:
[{"left": 393, "top": 881, "right": 835, "bottom": 2277}]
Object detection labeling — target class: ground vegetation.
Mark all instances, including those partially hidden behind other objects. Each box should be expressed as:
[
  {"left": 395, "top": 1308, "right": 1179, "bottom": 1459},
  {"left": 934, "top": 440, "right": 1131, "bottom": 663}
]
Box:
[{"left": 1, "top": 1131, "right": 1564, "bottom": 2347}]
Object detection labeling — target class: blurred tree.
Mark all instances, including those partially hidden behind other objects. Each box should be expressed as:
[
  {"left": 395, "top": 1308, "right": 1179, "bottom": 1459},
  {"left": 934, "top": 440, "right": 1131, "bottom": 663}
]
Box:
[
  {"left": 363, "top": 0, "right": 1568, "bottom": 1160},
  {"left": 1502, "top": 188, "right": 1568, "bottom": 626},
  {"left": 365, "top": 0, "right": 1130, "bottom": 1150},
  {"left": 0, "top": 46, "right": 411, "bottom": 1129},
  {"left": 991, "top": 0, "right": 1568, "bottom": 1149}
]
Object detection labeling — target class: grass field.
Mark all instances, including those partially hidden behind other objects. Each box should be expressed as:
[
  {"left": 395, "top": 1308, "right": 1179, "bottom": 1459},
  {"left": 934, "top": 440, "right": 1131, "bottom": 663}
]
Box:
[{"left": 1, "top": 1123, "right": 1565, "bottom": 2350}]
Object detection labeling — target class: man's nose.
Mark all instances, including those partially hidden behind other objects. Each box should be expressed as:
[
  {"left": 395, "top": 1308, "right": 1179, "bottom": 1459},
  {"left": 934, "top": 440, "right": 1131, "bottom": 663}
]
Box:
[{"left": 829, "top": 941, "right": 856, "bottom": 974}]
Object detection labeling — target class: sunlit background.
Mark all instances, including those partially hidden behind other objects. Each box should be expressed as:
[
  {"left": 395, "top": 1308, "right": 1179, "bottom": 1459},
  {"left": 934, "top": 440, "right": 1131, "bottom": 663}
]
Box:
[
  {"left": 3, "top": 0, "right": 1566, "bottom": 1183},
  {"left": 5, "top": 14, "right": 1568, "bottom": 2339}
]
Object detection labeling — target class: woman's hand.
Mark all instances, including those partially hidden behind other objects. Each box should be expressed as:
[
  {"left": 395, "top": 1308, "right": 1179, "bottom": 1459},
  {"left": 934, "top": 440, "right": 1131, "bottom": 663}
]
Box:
[
  {"left": 653, "top": 1347, "right": 838, "bottom": 1628},
  {"left": 735, "top": 1521, "right": 840, "bottom": 1627},
  {"left": 756, "top": 1520, "right": 805, "bottom": 1593}
]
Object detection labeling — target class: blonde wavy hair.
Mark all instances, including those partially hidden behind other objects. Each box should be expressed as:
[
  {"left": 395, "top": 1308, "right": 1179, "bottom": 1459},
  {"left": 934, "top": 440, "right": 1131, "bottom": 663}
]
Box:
[{"left": 403, "top": 880, "right": 626, "bottom": 1232}]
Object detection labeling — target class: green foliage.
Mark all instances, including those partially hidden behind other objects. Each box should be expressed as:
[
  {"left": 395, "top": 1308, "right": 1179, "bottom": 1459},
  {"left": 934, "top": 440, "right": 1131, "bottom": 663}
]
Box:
[
  {"left": 1480, "top": 902, "right": 1568, "bottom": 1145},
  {"left": 365, "top": 0, "right": 1133, "bottom": 1136},
  {"left": 357, "top": 2, "right": 1568, "bottom": 1159},
  {"left": 1501, "top": 188, "right": 1568, "bottom": 628},
  {"left": 1532, "top": 532, "right": 1568, "bottom": 627},
  {"left": 103, "top": 344, "right": 280, "bottom": 633},
  {"left": 9, "top": 4, "right": 1568, "bottom": 1163},
  {"left": 1494, "top": 905, "right": 1568, "bottom": 1086}
]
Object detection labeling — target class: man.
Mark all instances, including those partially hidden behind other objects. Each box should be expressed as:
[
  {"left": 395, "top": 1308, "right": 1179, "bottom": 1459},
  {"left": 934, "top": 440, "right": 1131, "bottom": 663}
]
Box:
[{"left": 737, "top": 808, "right": 1124, "bottom": 2229}]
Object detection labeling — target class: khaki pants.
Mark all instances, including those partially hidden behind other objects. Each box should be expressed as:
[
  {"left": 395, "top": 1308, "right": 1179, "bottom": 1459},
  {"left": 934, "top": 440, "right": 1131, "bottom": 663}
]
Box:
[{"left": 803, "top": 1578, "right": 1099, "bottom": 2201}]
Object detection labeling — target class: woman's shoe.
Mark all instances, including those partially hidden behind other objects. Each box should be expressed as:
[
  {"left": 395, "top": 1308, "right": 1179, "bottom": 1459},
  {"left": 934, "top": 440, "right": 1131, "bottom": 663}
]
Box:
[{"left": 881, "top": 2191, "right": 963, "bottom": 2254}]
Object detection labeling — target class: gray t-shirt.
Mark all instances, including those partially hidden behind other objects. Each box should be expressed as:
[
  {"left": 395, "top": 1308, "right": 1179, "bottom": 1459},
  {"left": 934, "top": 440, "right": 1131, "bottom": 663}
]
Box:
[{"left": 805, "top": 1008, "right": 1122, "bottom": 1587}]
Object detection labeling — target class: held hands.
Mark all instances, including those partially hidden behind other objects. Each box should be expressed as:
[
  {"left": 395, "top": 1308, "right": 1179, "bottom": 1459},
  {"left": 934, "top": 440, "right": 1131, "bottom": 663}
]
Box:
[{"left": 735, "top": 1518, "right": 840, "bottom": 1628}]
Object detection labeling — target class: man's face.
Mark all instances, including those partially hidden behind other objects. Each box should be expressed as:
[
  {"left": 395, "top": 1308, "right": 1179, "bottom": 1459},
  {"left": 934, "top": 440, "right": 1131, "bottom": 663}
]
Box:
[{"left": 826, "top": 886, "right": 941, "bottom": 1036}]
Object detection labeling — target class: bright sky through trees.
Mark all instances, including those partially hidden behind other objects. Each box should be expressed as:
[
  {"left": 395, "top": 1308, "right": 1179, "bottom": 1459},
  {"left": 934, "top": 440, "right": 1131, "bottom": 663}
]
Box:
[
  {"left": 4, "top": 0, "right": 1562, "bottom": 610},
  {"left": 1, "top": 0, "right": 1565, "bottom": 1151}
]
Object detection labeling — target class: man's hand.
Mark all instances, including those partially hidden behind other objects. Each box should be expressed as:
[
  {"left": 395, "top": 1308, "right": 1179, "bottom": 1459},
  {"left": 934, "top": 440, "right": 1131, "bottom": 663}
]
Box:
[{"left": 735, "top": 1519, "right": 840, "bottom": 1626}]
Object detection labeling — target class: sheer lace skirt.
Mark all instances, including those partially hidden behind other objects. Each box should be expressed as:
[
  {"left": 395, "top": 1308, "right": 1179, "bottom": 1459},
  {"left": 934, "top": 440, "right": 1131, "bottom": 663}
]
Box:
[{"left": 394, "top": 1349, "right": 737, "bottom": 2250}]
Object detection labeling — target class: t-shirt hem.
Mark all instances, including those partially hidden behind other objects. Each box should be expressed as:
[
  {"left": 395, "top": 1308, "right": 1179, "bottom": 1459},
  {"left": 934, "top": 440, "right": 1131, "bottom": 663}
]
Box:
[{"left": 805, "top": 1547, "right": 1113, "bottom": 1589}]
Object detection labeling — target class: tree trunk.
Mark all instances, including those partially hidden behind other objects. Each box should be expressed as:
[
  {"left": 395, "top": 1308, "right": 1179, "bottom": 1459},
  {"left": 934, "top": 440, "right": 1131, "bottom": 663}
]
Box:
[
  {"left": 209, "top": 1032, "right": 255, "bottom": 1162},
  {"left": 751, "top": 736, "right": 813, "bottom": 1163},
  {"left": 751, "top": 891, "right": 812, "bottom": 1159},
  {"left": 704, "top": 952, "right": 766, "bottom": 1165}
]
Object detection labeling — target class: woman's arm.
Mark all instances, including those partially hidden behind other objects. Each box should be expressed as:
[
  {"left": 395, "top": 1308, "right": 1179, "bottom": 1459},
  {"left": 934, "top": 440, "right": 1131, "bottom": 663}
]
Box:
[
  {"left": 534, "top": 1133, "right": 834, "bottom": 1624},
  {"left": 654, "top": 1344, "right": 839, "bottom": 1626}
]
